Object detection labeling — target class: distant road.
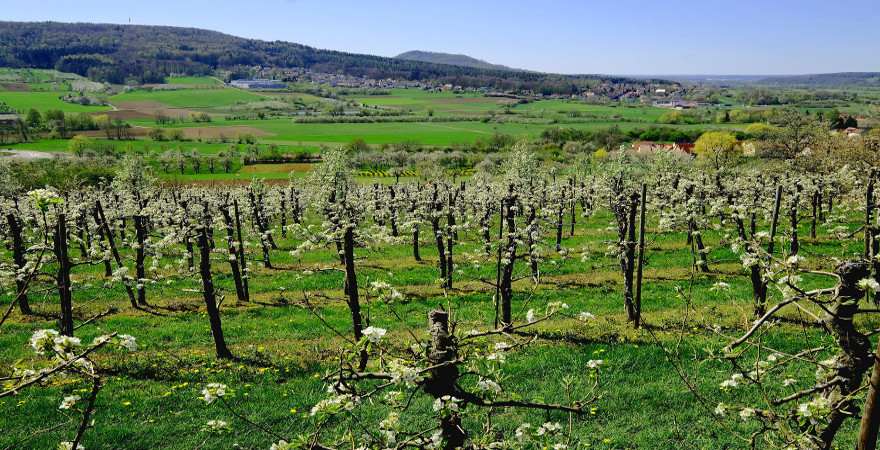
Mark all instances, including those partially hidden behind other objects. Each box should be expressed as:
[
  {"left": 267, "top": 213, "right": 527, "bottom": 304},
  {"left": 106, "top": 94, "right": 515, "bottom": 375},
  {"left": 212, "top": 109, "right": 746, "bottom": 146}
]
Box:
[{"left": 0, "top": 149, "right": 59, "bottom": 160}]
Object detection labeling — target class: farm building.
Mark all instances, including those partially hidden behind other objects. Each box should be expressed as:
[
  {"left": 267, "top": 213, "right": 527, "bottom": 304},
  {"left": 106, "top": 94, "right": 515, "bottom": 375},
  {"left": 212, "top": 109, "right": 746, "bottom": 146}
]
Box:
[
  {"left": 652, "top": 99, "right": 698, "bottom": 109},
  {"left": 630, "top": 141, "right": 695, "bottom": 156},
  {"left": 230, "top": 79, "right": 287, "bottom": 90},
  {"left": 0, "top": 113, "right": 21, "bottom": 126}
]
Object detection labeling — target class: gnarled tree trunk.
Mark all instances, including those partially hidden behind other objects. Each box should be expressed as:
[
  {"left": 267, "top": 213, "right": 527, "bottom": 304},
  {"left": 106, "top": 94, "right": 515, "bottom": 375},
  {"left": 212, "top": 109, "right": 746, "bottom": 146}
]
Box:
[
  {"left": 196, "top": 221, "right": 233, "bottom": 359},
  {"left": 6, "top": 213, "right": 32, "bottom": 315},
  {"left": 424, "top": 309, "right": 465, "bottom": 449},
  {"left": 53, "top": 214, "right": 73, "bottom": 336}
]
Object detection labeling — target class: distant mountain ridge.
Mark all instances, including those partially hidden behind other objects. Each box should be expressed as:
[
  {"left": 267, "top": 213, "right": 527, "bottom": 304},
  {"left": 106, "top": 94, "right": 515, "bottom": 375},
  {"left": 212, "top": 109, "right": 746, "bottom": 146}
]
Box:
[
  {"left": 638, "top": 72, "right": 880, "bottom": 87},
  {"left": 395, "top": 50, "right": 518, "bottom": 71},
  {"left": 755, "top": 72, "right": 880, "bottom": 87}
]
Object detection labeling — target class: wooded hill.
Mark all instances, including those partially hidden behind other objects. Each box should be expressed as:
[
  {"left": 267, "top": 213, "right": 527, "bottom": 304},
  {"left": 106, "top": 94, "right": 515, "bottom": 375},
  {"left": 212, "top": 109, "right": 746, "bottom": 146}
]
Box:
[
  {"left": 395, "top": 50, "right": 517, "bottom": 71},
  {"left": 755, "top": 72, "right": 880, "bottom": 87},
  {"left": 0, "top": 21, "right": 671, "bottom": 94}
]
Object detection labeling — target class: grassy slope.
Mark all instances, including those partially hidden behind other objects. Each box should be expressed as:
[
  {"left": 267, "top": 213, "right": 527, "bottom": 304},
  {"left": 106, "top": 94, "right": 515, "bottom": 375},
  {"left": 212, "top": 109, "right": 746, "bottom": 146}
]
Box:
[
  {"left": 0, "top": 207, "right": 870, "bottom": 449},
  {"left": 0, "top": 91, "right": 111, "bottom": 113}
]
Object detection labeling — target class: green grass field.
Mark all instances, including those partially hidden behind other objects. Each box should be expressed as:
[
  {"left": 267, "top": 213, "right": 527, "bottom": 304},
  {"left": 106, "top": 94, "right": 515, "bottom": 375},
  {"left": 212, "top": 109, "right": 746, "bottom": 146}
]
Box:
[
  {"left": 344, "top": 90, "right": 677, "bottom": 122},
  {"left": 139, "top": 118, "right": 738, "bottom": 146},
  {"left": 0, "top": 204, "right": 869, "bottom": 449},
  {"left": 512, "top": 100, "right": 669, "bottom": 122},
  {"left": 269, "top": 91, "right": 330, "bottom": 104},
  {"left": 110, "top": 88, "right": 264, "bottom": 109},
  {"left": 346, "top": 88, "right": 514, "bottom": 116},
  {"left": 163, "top": 76, "right": 224, "bottom": 86},
  {"left": 5, "top": 139, "right": 320, "bottom": 156},
  {"left": 0, "top": 91, "right": 111, "bottom": 113}
]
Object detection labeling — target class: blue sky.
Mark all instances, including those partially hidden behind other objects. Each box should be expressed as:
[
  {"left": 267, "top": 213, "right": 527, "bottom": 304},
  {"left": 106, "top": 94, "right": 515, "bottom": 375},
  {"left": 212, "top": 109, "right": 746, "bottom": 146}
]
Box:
[{"left": 5, "top": 0, "right": 879, "bottom": 75}]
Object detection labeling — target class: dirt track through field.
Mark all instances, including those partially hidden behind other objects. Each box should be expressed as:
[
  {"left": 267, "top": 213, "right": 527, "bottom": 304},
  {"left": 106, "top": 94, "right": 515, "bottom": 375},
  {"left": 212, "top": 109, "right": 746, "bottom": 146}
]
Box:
[
  {"left": 0, "top": 83, "right": 29, "bottom": 92},
  {"left": 108, "top": 101, "right": 200, "bottom": 120},
  {"left": 180, "top": 126, "right": 274, "bottom": 140},
  {"left": 0, "top": 149, "right": 60, "bottom": 160}
]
